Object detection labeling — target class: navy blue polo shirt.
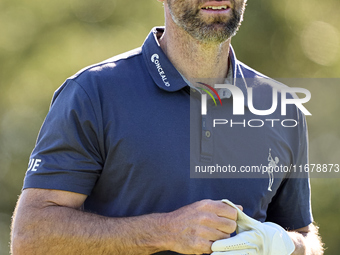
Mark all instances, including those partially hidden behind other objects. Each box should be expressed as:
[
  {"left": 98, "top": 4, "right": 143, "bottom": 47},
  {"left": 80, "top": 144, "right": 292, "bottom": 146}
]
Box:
[{"left": 24, "top": 27, "right": 312, "bottom": 251}]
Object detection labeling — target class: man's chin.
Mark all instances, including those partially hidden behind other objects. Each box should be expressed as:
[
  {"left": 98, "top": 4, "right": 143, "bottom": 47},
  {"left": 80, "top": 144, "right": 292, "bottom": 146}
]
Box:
[
  {"left": 191, "top": 30, "right": 233, "bottom": 44},
  {"left": 199, "top": 11, "right": 234, "bottom": 23}
]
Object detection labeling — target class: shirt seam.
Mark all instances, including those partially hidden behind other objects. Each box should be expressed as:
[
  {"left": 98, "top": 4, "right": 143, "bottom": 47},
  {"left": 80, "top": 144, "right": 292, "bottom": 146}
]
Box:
[{"left": 66, "top": 79, "right": 104, "bottom": 161}]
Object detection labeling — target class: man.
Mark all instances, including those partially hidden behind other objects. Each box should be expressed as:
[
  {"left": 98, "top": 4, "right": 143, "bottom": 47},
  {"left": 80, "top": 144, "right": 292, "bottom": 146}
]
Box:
[{"left": 11, "top": 0, "right": 323, "bottom": 254}]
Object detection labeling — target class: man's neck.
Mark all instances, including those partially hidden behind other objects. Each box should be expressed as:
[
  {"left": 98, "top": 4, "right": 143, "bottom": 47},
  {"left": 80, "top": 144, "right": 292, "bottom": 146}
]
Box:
[{"left": 158, "top": 16, "right": 231, "bottom": 85}]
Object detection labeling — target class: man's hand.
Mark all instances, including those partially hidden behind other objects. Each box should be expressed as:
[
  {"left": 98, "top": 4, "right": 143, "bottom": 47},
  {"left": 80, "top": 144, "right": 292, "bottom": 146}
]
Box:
[
  {"left": 211, "top": 199, "right": 324, "bottom": 255},
  {"left": 211, "top": 199, "right": 295, "bottom": 255},
  {"left": 163, "top": 199, "right": 241, "bottom": 254}
]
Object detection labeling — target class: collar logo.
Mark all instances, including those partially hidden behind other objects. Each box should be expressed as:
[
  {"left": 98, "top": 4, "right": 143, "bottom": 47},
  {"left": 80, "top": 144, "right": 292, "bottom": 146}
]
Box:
[{"left": 151, "top": 54, "right": 170, "bottom": 87}]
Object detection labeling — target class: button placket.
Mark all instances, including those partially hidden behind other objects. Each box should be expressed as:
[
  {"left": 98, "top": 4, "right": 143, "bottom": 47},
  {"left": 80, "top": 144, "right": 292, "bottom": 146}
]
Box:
[{"left": 200, "top": 107, "right": 214, "bottom": 162}]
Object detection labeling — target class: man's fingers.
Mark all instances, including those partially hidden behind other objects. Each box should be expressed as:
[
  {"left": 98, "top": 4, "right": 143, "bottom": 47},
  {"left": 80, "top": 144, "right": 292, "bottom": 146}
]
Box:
[
  {"left": 164, "top": 199, "right": 242, "bottom": 254},
  {"left": 214, "top": 201, "right": 238, "bottom": 221},
  {"left": 203, "top": 200, "right": 243, "bottom": 234},
  {"left": 213, "top": 217, "right": 237, "bottom": 234},
  {"left": 236, "top": 205, "right": 243, "bottom": 211}
]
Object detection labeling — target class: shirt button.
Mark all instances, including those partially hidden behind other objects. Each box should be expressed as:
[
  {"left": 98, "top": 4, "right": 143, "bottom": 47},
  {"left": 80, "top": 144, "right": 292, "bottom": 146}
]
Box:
[
  {"left": 205, "top": 130, "right": 211, "bottom": 138},
  {"left": 219, "top": 89, "right": 231, "bottom": 99},
  {"left": 191, "top": 88, "right": 196, "bottom": 93}
]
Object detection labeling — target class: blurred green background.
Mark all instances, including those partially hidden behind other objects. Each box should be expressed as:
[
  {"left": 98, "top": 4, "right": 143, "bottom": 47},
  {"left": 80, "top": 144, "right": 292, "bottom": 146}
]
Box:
[{"left": 0, "top": 0, "right": 339, "bottom": 254}]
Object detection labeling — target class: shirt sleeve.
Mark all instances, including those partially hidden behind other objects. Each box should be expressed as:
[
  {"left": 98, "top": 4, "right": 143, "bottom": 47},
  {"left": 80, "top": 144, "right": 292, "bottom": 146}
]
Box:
[
  {"left": 265, "top": 109, "right": 313, "bottom": 230},
  {"left": 23, "top": 79, "right": 104, "bottom": 195}
]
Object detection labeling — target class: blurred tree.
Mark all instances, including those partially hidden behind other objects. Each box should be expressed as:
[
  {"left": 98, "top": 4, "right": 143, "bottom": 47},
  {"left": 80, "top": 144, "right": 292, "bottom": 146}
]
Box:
[{"left": 0, "top": 0, "right": 339, "bottom": 254}]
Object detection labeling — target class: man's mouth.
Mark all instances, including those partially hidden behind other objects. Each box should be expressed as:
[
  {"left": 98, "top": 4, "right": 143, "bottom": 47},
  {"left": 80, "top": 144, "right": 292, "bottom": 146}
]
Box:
[
  {"left": 201, "top": 6, "right": 229, "bottom": 10},
  {"left": 200, "top": 1, "right": 232, "bottom": 12}
]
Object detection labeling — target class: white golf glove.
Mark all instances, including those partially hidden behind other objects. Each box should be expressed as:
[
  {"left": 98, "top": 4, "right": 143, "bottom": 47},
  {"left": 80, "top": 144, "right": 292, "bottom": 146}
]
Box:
[{"left": 211, "top": 199, "right": 295, "bottom": 255}]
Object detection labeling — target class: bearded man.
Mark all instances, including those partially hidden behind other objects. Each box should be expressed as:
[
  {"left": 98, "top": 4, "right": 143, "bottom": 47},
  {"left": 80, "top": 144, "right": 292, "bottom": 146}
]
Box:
[{"left": 11, "top": 0, "right": 323, "bottom": 254}]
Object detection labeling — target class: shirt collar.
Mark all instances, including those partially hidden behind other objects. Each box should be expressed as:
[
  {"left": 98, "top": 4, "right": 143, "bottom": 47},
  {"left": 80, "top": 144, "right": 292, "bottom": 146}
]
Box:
[
  {"left": 142, "top": 27, "right": 187, "bottom": 92},
  {"left": 142, "top": 27, "right": 248, "bottom": 104},
  {"left": 229, "top": 44, "right": 248, "bottom": 106}
]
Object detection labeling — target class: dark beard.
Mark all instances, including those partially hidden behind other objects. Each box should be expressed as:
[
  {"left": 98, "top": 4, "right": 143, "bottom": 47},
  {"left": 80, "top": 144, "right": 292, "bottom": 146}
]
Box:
[{"left": 168, "top": 1, "right": 244, "bottom": 43}]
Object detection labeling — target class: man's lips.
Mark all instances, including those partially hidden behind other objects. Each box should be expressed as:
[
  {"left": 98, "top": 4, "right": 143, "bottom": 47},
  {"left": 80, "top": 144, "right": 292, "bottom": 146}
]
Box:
[{"left": 200, "top": 1, "right": 232, "bottom": 11}]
